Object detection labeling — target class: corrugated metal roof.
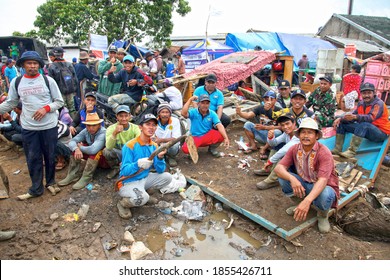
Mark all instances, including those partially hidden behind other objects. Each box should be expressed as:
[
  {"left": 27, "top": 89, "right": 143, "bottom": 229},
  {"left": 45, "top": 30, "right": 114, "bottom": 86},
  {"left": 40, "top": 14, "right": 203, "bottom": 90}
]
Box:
[
  {"left": 324, "top": 35, "right": 388, "bottom": 53},
  {"left": 341, "top": 14, "right": 390, "bottom": 42}
]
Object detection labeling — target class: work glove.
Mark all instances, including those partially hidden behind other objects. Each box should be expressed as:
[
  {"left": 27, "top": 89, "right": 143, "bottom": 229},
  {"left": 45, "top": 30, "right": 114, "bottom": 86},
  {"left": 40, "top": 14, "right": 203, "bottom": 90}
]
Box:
[{"left": 137, "top": 157, "right": 153, "bottom": 169}]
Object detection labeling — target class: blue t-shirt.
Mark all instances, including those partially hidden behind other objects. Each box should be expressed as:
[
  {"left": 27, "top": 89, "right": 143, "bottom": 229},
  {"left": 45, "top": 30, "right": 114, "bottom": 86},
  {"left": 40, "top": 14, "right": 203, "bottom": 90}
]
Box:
[
  {"left": 193, "top": 86, "right": 224, "bottom": 112},
  {"left": 4, "top": 67, "right": 17, "bottom": 82},
  {"left": 188, "top": 108, "right": 221, "bottom": 136}
]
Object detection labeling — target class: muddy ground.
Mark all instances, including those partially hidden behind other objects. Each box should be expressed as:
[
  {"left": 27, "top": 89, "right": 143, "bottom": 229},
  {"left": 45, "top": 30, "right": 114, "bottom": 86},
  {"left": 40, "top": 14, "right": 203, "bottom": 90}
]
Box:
[{"left": 0, "top": 121, "right": 389, "bottom": 260}]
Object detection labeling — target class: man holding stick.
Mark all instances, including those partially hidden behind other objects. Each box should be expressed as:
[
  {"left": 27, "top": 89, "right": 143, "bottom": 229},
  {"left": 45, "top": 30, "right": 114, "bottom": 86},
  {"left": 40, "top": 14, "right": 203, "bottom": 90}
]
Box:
[{"left": 116, "top": 113, "right": 172, "bottom": 219}]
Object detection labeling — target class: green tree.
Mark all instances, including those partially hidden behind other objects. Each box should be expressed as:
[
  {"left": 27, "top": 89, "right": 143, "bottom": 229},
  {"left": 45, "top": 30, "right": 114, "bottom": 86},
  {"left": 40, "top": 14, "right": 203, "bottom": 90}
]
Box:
[{"left": 32, "top": 0, "right": 191, "bottom": 47}]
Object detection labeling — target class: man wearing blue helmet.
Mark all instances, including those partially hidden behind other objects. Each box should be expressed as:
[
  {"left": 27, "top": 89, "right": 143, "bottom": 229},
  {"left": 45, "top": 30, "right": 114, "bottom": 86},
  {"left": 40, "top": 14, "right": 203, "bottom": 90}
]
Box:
[{"left": 107, "top": 54, "right": 153, "bottom": 110}]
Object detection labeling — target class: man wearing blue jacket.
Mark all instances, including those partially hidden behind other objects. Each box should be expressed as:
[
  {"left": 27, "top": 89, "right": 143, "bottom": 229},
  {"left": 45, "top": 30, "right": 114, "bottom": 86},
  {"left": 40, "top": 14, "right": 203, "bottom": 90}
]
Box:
[
  {"left": 107, "top": 55, "right": 153, "bottom": 110},
  {"left": 116, "top": 113, "right": 172, "bottom": 219}
]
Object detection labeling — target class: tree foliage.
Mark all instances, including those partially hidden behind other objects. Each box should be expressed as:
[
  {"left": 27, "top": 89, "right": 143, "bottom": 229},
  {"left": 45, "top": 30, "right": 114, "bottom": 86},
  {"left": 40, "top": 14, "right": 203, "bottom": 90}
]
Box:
[{"left": 32, "top": 0, "right": 191, "bottom": 47}]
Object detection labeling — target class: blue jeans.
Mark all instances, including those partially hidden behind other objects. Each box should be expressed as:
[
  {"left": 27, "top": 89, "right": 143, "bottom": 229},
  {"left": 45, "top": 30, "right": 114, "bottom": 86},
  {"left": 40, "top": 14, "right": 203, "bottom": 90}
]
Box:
[
  {"left": 337, "top": 121, "right": 388, "bottom": 142},
  {"left": 243, "top": 121, "right": 282, "bottom": 144},
  {"left": 22, "top": 126, "right": 58, "bottom": 196},
  {"left": 278, "top": 172, "right": 337, "bottom": 211}
]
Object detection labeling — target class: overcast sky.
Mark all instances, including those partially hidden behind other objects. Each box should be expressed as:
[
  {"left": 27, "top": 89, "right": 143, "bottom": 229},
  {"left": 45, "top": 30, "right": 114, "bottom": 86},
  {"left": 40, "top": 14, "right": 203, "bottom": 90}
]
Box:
[{"left": 1, "top": 0, "right": 389, "bottom": 39}]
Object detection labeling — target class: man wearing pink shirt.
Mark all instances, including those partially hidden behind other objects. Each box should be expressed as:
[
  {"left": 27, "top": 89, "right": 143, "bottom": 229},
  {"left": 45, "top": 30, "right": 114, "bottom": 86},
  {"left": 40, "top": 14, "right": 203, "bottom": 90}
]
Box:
[{"left": 274, "top": 118, "right": 340, "bottom": 233}]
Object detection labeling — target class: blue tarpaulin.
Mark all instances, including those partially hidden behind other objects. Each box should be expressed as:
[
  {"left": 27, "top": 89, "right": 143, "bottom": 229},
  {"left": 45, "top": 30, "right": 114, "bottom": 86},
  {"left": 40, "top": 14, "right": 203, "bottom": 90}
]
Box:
[
  {"left": 182, "top": 38, "right": 234, "bottom": 56},
  {"left": 113, "top": 40, "right": 150, "bottom": 59},
  {"left": 226, "top": 32, "right": 336, "bottom": 68}
]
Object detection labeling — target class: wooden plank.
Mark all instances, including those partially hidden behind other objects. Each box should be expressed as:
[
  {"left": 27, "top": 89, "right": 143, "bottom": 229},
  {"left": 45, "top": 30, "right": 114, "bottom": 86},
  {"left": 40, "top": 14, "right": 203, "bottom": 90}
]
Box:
[{"left": 339, "top": 169, "right": 359, "bottom": 185}]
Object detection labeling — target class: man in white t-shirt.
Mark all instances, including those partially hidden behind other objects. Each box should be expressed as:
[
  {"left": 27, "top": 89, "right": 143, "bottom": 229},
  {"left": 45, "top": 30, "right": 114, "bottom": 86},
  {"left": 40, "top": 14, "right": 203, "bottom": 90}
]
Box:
[{"left": 153, "top": 103, "right": 182, "bottom": 167}]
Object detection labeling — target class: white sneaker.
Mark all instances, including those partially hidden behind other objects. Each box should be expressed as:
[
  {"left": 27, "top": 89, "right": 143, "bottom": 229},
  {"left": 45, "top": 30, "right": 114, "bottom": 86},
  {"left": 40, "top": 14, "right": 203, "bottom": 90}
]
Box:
[{"left": 17, "top": 193, "right": 34, "bottom": 201}]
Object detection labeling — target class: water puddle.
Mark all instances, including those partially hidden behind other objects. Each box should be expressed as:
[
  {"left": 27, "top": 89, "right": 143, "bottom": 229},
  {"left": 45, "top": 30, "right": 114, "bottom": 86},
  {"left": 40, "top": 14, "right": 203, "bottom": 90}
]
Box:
[{"left": 146, "top": 212, "right": 263, "bottom": 259}]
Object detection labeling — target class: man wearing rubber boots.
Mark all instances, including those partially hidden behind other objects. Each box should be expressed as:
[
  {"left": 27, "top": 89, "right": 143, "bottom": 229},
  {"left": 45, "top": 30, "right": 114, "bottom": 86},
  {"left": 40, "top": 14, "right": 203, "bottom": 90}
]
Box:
[
  {"left": 274, "top": 118, "right": 340, "bottom": 233},
  {"left": 58, "top": 113, "right": 106, "bottom": 190},
  {"left": 255, "top": 113, "right": 300, "bottom": 190},
  {"left": 332, "top": 82, "right": 390, "bottom": 159},
  {"left": 116, "top": 113, "right": 172, "bottom": 219}
]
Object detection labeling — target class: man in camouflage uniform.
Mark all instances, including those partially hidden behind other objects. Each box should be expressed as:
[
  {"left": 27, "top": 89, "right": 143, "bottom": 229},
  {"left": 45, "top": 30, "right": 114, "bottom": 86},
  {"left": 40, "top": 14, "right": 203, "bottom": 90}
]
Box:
[{"left": 305, "top": 76, "right": 337, "bottom": 128}]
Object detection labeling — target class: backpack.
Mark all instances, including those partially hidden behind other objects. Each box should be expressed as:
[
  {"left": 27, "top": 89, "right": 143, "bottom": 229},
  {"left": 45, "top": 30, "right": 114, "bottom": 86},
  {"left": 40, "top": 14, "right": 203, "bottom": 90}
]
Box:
[
  {"left": 51, "top": 62, "right": 76, "bottom": 95},
  {"left": 15, "top": 75, "right": 50, "bottom": 92}
]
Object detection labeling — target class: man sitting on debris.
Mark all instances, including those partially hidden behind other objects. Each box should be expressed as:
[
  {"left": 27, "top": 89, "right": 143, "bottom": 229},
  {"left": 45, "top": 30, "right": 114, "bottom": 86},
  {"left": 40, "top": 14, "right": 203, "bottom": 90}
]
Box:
[
  {"left": 193, "top": 73, "right": 231, "bottom": 128},
  {"left": 182, "top": 94, "right": 229, "bottom": 157},
  {"left": 254, "top": 113, "right": 300, "bottom": 190},
  {"left": 69, "top": 92, "right": 104, "bottom": 136},
  {"left": 288, "top": 89, "right": 314, "bottom": 126},
  {"left": 116, "top": 113, "right": 172, "bottom": 219},
  {"left": 306, "top": 76, "right": 337, "bottom": 128},
  {"left": 58, "top": 113, "right": 106, "bottom": 190},
  {"left": 236, "top": 90, "right": 282, "bottom": 158},
  {"left": 274, "top": 118, "right": 340, "bottom": 233},
  {"left": 103, "top": 105, "right": 140, "bottom": 179},
  {"left": 154, "top": 103, "right": 182, "bottom": 167},
  {"left": 332, "top": 82, "right": 390, "bottom": 159},
  {"left": 107, "top": 55, "right": 153, "bottom": 110},
  {"left": 276, "top": 80, "right": 292, "bottom": 108}
]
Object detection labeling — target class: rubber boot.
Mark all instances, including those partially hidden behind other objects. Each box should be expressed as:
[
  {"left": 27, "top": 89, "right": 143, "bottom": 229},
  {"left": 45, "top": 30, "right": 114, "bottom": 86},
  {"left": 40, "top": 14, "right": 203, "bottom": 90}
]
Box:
[
  {"left": 58, "top": 156, "right": 81, "bottom": 186},
  {"left": 256, "top": 169, "right": 279, "bottom": 190},
  {"left": 166, "top": 154, "right": 178, "bottom": 167},
  {"left": 117, "top": 197, "right": 133, "bottom": 219},
  {"left": 72, "top": 158, "right": 98, "bottom": 190},
  {"left": 208, "top": 143, "right": 222, "bottom": 157},
  {"left": 339, "top": 135, "right": 363, "bottom": 159},
  {"left": 286, "top": 196, "right": 302, "bottom": 216},
  {"left": 331, "top": 134, "right": 345, "bottom": 155},
  {"left": 0, "top": 230, "right": 16, "bottom": 241},
  {"left": 317, "top": 209, "right": 331, "bottom": 233}
]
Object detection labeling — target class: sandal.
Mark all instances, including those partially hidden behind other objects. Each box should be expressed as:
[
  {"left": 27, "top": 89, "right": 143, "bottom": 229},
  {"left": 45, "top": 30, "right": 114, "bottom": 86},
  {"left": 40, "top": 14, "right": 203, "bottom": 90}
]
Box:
[
  {"left": 259, "top": 147, "right": 269, "bottom": 159},
  {"left": 243, "top": 148, "right": 258, "bottom": 154},
  {"left": 55, "top": 161, "right": 66, "bottom": 171}
]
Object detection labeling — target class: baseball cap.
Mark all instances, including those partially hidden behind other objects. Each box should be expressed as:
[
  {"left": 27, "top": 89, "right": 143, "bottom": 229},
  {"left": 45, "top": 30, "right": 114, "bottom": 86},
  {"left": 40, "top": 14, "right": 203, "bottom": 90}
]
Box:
[
  {"left": 278, "top": 80, "right": 290, "bottom": 89},
  {"left": 140, "top": 59, "right": 147, "bottom": 64},
  {"left": 139, "top": 113, "right": 158, "bottom": 125},
  {"left": 291, "top": 89, "right": 306, "bottom": 99},
  {"left": 319, "top": 75, "right": 333, "bottom": 84},
  {"left": 123, "top": 55, "right": 135, "bottom": 63},
  {"left": 198, "top": 94, "right": 210, "bottom": 102},
  {"left": 108, "top": 46, "right": 118, "bottom": 53},
  {"left": 276, "top": 112, "right": 295, "bottom": 124},
  {"left": 145, "top": 51, "right": 153, "bottom": 58},
  {"left": 295, "top": 117, "right": 322, "bottom": 139},
  {"left": 263, "top": 90, "right": 277, "bottom": 99},
  {"left": 72, "top": 57, "right": 77, "bottom": 63},
  {"left": 52, "top": 47, "right": 65, "bottom": 56},
  {"left": 205, "top": 73, "right": 217, "bottom": 83},
  {"left": 84, "top": 92, "right": 97, "bottom": 99},
  {"left": 360, "top": 82, "right": 375, "bottom": 92},
  {"left": 115, "top": 105, "right": 130, "bottom": 114}
]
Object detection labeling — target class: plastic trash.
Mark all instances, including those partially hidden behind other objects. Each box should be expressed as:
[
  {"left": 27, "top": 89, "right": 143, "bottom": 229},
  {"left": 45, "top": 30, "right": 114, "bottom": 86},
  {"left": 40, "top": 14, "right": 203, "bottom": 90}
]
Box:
[
  {"left": 160, "top": 169, "right": 187, "bottom": 194},
  {"left": 215, "top": 202, "right": 223, "bottom": 212},
  {"left": 176, "top": 200, "right": 205, "bottom": 221},
  {"left": 77, "top": 204, "right": 89, "bottom": 220},
  {"left": 86, "top": 183, "right": 94, "bottom": 190}
]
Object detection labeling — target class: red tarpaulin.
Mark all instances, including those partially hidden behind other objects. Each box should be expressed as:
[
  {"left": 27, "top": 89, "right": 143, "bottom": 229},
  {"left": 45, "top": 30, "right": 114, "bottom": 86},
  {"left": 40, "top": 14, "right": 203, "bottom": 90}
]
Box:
[{"left": 183, "top": 51, "right": 276, "bottom": 89}]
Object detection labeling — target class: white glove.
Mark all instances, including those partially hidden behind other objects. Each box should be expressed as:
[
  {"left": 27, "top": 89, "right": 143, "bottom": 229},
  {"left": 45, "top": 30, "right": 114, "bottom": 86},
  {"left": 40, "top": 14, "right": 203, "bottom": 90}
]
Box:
[{"left": 137, "top": 158, "right": 153, "bottom": 169}]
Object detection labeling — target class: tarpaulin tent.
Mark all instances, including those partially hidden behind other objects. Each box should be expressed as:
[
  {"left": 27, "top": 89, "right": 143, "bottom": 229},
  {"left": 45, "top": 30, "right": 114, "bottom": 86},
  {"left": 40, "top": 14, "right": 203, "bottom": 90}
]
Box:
[
  {"left": 226, "top": 32, "right": 336, "bottom": 68},
  {"left": 113, "top": 40, "right": 150, "bottom": 59},
  {"left": 182, "top": 38, "right": 234, "bottom": 71}
]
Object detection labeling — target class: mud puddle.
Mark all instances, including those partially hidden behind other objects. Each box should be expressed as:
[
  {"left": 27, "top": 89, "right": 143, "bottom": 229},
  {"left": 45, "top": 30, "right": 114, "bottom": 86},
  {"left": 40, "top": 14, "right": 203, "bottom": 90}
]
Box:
[{"left": 146, "top": 211, "right": 263, "bottom": 259}]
